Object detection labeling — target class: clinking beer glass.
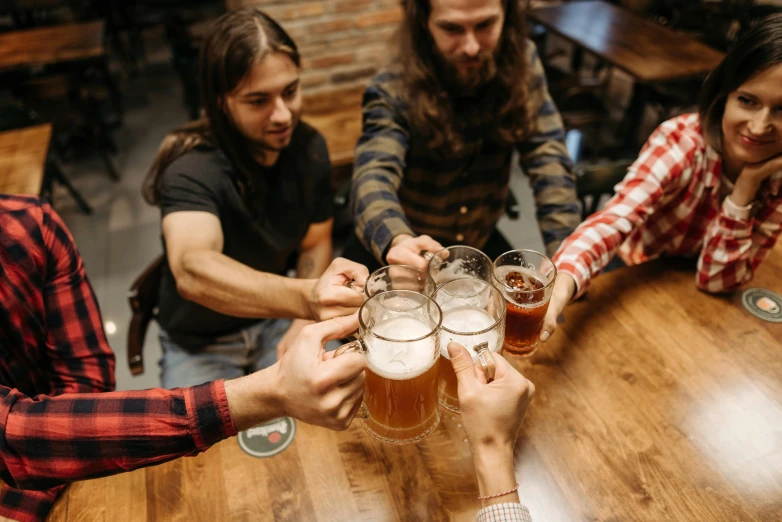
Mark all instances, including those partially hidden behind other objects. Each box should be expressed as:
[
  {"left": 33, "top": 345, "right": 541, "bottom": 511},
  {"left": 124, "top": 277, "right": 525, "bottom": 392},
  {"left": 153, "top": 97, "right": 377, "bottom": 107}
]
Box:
[
  {"left": 493, "top": 249, "right": 556, "bottom": 358},
  {"left": 423, "top": 245, "right": 494, "bottom": 287},
  {"left": 433, "top": 278, "right": 504, "bottom": 413},
  {"left": 334, "top": 290, "right": 442, "bottom": 445},
  {"left": 359, "top": 264, "right": 436, "bottom": 298}
]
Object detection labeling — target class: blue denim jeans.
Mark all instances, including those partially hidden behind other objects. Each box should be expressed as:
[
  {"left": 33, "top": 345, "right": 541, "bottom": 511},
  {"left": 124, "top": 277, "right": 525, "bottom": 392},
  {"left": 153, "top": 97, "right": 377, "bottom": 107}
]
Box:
[{"left": 159, "top": 319, "right": 291, "bottom": 389}]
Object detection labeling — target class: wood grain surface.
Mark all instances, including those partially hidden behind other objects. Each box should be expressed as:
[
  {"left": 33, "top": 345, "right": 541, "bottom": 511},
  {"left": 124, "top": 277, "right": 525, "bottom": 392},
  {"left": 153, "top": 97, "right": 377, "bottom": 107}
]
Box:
[
  {"left": 0, "top": 124, "right": 51, "bottom": 196},
  {"left": 528, "top": 0, "right": 725, "bottom": 82},
  {"left": 304, "top": 85, "right": 365, "bottom": 169},
  {"left": 48, "top": 244, "right": 782, "bottom": 521},
  {"left": 0, "top": 21, "right": 104, "bottom": 72}
]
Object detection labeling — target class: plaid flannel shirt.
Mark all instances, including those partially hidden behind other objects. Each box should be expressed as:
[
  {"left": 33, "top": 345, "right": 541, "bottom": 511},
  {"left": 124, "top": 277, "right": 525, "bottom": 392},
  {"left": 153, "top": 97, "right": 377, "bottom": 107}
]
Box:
[
  {"left": 554, "top": 114, "right": 782, "bottom": 297},
  {"left": 351, "top": 41, "right": 581, "bottom": 262},
  {"left": 0, "top": 196, "right": 236, "bottom": 522},
  {"left": 476, "top": 503, "right": 533, "bottom": 522}
]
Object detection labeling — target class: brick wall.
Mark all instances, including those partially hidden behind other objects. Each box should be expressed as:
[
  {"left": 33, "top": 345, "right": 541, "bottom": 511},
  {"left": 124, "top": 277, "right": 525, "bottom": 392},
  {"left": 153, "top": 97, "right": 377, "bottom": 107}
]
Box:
[{"left": 226, "top": 0, "right": 403, "bottom": 94}]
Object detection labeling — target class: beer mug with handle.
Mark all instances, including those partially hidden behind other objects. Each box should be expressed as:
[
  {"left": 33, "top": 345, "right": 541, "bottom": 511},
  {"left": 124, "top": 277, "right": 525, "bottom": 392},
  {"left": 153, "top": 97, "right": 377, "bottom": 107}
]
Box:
[
  {"left": 434, "top": 278, "right": 505, "bottom": 413},
  {"left": 347, "top": 264, "right": 436, "bottom": 298},
  {"left": 334, "top": 290, "right": 442, "bottom": 444}
]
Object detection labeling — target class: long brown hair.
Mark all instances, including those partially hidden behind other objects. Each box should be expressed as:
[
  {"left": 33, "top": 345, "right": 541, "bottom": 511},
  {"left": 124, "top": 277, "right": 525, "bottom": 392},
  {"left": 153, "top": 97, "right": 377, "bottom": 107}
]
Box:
[
  {"left": 396, "top": 0, "right": 533, "bottom": 154},
  {"left": 699, "top": 14, "right": 782, "bottom": 152},
  {"left": 142, "top": 9, "right": 300, "bottom": 206}
]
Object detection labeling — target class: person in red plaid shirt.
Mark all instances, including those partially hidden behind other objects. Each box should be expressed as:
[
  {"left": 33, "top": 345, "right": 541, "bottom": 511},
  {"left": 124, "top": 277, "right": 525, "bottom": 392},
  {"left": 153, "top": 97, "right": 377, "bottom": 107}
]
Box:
[
  {"left": 0, "top": 195, "right": 367, "bottom": 522},
  {"left": 541, "top": 15, "right": 782, "bottom": 342}
]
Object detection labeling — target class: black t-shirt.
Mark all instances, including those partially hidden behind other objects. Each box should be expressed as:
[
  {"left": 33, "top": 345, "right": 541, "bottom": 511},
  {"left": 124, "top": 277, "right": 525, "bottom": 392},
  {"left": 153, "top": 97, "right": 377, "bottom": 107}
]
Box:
[{"left": 158, "top": 123, "right": 333, "bottom": 346}]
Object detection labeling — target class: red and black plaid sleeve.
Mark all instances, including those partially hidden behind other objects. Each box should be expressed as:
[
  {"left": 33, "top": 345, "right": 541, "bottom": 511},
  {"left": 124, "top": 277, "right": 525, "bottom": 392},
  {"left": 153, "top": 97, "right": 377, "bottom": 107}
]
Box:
[
  {"left": 0, "top": 381, "right": 236, "bottom": 484},
  {"left": 40, "top": 201, "right": 116, "bottom": 395},
  {"left": 0, "top": 197, "right": 236, "bottom": 522}
]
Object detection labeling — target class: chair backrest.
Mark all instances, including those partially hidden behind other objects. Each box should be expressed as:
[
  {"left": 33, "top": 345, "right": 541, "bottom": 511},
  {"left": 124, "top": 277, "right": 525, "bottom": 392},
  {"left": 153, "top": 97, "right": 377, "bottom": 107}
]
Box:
[
  {"left": 127, "top": 254, "right": 165, "bottom": 375},
  {"left": 303, "top": 85, "right": 365, "bottom": 171},
  {"left": 576, "top": 159, "right": 633, "bottom": 219}
]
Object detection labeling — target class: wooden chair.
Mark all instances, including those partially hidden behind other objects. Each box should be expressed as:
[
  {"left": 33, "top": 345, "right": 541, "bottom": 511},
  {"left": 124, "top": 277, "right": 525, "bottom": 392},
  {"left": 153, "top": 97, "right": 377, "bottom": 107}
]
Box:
[
  {"left": 127, "top": 254, "right": 164, "bottom": 376},
  {"left": 575, "top": 159, "right": 633, "bottom": 218},
  {"left": 3, "top": 0, "right": 74, "bottom": 29},
  {"left": 0, "top": 101, "right": 92, "bottom": 212},
  {"left": 20, "top": 72, "right": 122, "bottom": 182},
  {"left": 303, "top": 85, "right": 366, "bottom": 236}
]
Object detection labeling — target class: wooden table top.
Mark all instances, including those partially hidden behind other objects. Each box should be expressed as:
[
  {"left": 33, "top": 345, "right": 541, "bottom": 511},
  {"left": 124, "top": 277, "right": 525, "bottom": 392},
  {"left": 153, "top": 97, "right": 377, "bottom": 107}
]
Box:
[
  {"left": 0, "top": 20, "right": 105, "bottom": 72},
  {"left": 529, "top": 0, "right": 725, "bottom": 82},
  {"left": 0, "top": 124, "right": 51, "bottom": 196},
  {"left": 47, "top": 244, "right": 782, "bottom": 521}
]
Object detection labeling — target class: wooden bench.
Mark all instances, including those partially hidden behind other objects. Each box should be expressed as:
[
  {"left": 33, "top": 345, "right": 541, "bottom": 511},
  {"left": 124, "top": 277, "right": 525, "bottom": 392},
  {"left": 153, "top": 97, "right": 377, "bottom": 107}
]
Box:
[
  {"left": 0, "top": 124, "right": 51, "bottom": 196},
  {"left": 303, "top": 84, "right": 365, "bottom": 188},
  {"left": 303, "top": 85, "right": 365, "bottom": 234}
]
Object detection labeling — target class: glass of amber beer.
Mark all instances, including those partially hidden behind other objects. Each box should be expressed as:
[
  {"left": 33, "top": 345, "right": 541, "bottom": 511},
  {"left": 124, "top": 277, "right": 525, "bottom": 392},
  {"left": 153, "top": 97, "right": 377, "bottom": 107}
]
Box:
[
  {"left": 335, "top": 290, "right": 442, "bottom": 444},
  {"left": 433, "top": 278, "right": 505, "bottom": 412},
  {"left": 493, "top": 250, "right": 556, "bottom": 358},
  {"left": 426, "top": 246, "right": 493, "bottom": 288}
]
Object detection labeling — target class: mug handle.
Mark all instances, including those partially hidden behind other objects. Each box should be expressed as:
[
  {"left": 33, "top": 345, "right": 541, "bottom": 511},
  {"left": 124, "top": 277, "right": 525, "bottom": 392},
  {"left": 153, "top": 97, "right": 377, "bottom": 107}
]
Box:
[
  {"left": 474, "top": 342, "right": 496, "bottom": 383},
  {"left": 334, "top": 339, "right": 363, "bottom": 357},
  {"left": 421, "top": 249, "right": 448, "bottom": 271},
  {"left": 333, "top": 340, "right": 369, "bottom": 419},
  {"left": 344, "top": 280, "right": 365, "bottom": 294}
]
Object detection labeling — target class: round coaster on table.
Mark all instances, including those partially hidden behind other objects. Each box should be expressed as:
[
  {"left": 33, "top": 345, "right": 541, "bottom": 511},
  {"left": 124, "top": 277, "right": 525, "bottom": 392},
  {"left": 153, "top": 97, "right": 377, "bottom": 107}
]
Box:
[
  {"left": 238, "top": 417, "right": 296, "bottom": 458},
  {"left": 741, "top": 288, "right": 782, "bottom": 323}
]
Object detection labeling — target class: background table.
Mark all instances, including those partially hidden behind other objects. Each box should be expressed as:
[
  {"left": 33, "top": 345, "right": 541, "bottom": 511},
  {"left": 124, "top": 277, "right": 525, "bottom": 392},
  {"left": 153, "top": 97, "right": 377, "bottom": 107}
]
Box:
[
  {"left": 528, "top": 0, "right": 724, "bottom": 83},
  {"left": 0, "top": 21, "right": 105, "bottom": 72},
  {"left": 0, "top": 124, "right": 51, "bottom": 196},
  {"left": 48, "top": 245, "right": 782, "bottom": 521},
  {"left": 529, "top": 0, "right": 725, "bottom": 150}
]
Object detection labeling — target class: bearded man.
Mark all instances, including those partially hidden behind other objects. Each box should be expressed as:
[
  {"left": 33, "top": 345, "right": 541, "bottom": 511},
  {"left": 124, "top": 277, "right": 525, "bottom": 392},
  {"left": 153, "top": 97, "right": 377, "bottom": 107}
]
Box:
[{"left": 345, "top": 0, "right": 582, "bottom": 271}]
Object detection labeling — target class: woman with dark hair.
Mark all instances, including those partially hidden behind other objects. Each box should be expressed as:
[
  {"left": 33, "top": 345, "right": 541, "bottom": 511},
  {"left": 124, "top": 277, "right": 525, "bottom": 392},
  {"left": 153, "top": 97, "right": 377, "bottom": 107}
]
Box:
[
  {"left": 542, "top": 14, "right": 782, "bottom": 342},
  {"left": 142, "top": 9, "right": 367, "bottom": 388}
]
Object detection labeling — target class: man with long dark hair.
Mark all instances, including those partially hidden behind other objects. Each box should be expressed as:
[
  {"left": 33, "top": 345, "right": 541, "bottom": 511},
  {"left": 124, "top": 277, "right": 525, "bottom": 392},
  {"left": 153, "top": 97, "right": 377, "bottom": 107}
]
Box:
[
  {"left": 143, "top": 10, "right": 368, "bottom": 387},
  {"left": 346, "top": 0, "right": 581, "bottom": 271}
]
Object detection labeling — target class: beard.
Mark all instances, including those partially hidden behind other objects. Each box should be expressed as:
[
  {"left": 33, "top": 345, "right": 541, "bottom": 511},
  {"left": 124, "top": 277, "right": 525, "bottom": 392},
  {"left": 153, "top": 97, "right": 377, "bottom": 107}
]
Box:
[{"left": 437, "top": 51, "right": 498, "bottom": 96}]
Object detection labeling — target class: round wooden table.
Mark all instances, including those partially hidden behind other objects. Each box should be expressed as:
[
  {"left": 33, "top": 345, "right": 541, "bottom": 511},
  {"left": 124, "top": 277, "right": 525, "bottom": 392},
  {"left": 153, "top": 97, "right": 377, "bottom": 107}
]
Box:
[{"left": 48, "top": 246, "right": 782, "bottom": 521}]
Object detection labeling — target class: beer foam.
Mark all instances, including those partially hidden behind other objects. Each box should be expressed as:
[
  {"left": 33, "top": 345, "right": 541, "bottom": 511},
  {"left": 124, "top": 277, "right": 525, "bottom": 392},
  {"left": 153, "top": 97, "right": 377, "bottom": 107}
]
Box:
[
  {"left": 366, "top": 271, "right": 389, "bottom": 294},
  {"left": 432, "top": 258, "right": 471, "bottom": 285},
  {"left": 440, "top": 306, "right": 500, "bottom": 360},
  {"left": 367, "top": 316, "right": 437, "bottom": 379}
]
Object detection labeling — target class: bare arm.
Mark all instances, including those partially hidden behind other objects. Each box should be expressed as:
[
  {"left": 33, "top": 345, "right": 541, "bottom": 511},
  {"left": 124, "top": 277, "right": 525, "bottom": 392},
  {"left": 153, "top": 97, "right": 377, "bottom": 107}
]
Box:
[
  {"left": 163, "top": 211, "right": 313, "bottom": 320},
  {"left": 278, "top": 219, "right": 335, "bottom": 357},
  {"left": 297, "top": 219, "right": 334, "bottom": 279},
  {"left": 0, "top": 316, "right": 365, "bottom": 491}
]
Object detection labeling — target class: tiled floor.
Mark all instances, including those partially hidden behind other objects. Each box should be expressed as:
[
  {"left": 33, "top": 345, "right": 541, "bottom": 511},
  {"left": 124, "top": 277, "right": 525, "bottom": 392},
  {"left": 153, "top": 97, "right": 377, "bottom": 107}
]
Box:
[{"left": 53, "top": 33, "right": 633, "bottom": 391}]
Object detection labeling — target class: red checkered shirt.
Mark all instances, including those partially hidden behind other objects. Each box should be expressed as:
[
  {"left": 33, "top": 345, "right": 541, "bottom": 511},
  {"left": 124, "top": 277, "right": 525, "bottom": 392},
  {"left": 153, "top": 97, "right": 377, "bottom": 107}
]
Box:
[
  {"left": 554, "top": 114, "right": 782, "bottom": 297},
  {"left": 0, "top": 196, "right": 236, "bottom": 522}
]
